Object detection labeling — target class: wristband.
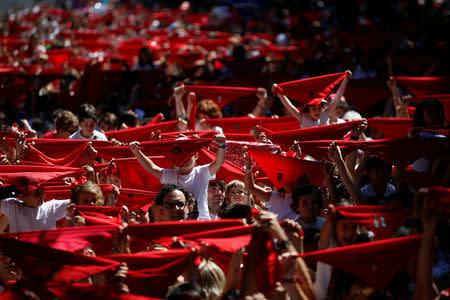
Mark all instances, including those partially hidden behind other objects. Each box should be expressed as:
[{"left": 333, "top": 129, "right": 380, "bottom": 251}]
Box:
[{"left": 217, "top": 143, "right": 227, "bottom": 149}]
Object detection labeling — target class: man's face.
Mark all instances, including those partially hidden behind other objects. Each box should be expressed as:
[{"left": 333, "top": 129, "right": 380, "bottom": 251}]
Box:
[
  {"left": 160, "top": 190, "right": 188, "bottom": 222},
  {"left": 208, "top": 184, "right": 224, "bottom": 214}
]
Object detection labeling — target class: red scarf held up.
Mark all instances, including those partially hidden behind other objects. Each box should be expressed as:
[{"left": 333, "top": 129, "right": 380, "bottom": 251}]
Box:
[
  {"left": 248, "top": 149, "right": 326, "bottom": 189},
  {"left": 76, "top": 205, "right": 123, "bottom": 226},
  {"left": 267, "top": 121, "right": 360, "bottom": 150},
  {"left": 197, "top": 147, "right": 245, "bottom": 183},
  {"left": 1, "top": 224, "right": 118, "bottom": 255},
  {"left": 335, "top": 205, "right": 410, "bottom": 240},
  {"left": 205, "top": 116, "right": 298, "bottom": 134},
  {"left": 392, "top": 76, "right": 450, "bottom": 96},
  {"left": 429, "top": 186, "right": 450, "bottom": 214},
  {"left": 97, "top": 138, "right": 212, "bottom": 166},
  {"left": 28, "top": 139, "right": 111, "bottom": 158},
  {"left": 22, "top": 143, "right": 90, "bottom": 167},
  {"left": 300, "top": 235, "right": 423, "bottom": 289},
  {"left": 105, "top": 120, "right": 178, "bottom": 143},
  {"left": 366, "top": 118, "right": 412, "bottom": 139},
  {"left": 275, "top": 72, "right": 346, "bottom": 104},
  {"left": 184, "top": 85, "right": 258, "bottom": 108}
]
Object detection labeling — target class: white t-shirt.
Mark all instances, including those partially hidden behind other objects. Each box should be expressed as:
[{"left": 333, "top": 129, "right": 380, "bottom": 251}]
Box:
[
  {"left": 69, "top": 129, "right": 108, "bottom": 141},
  {"left": 161, "top": 164, "right": 215, "bottom": 220},
  {"left": 266, "top": 191, "right": 300, "bottom": 221},
  {"left": 314, "top": 239, "right": 338, "bottom": 300},
  {"left": 300, "top": 110, "right": 330, "bottom": 129},
  {"left": 0, "top": 198, "right": 70, "bottom": 232}
]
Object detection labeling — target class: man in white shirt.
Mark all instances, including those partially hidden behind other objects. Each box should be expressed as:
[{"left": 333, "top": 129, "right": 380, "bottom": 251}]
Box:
[
  {"left": 130, "top": 134, "right": 226, "bottom": 220},
  {"left": 207, "top": 180, "right": 226, "bottom": 220},
  {"left": 69, "top": 103, "right": 108, "bottom": 141}
]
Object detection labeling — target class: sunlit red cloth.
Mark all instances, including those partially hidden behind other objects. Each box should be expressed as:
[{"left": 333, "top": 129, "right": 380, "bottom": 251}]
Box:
[
  {"left": 393, "top": 76, "right": 450, "bottom": 96},
  {"left": 97, "top": 138, "right": 212, "bottom": 166},
  {"left": 248, "top": 149, "right": 326, "bottom": 189},
  {"left": 197, "top": 148, "right": 245, "bottom": 183},
  {"left": 0, "top": 165, "right": 84, "bottom": 194},
  {"left": 0, "top": 238, "right": 120, "bottom": 285},
  {"left": 105, "top": 249, "right": 196, "bottom": 297},
  {"left": 21, "top": 143, "right": 90, "bottom": 167},
  {"left": 75, "top": 205, "right": 123, "bottom": 226},
  {"left": 159, "top": 130, "right": 216, "bottom": 140},
  {"left": 366, "top": 118, "right": 412, "bottom": 139},
  {"left": 50, "top": 283, "right": 162, "bottom": 300},
  {"left": 205, "top": 116, "right": 299, "bottom": 134},
  {"left": 299, "top": 137, "right": 449, "bottom": 166},
  {"left": 267, "top": 121, "right": 360, "bottom": 150},
  {"left": 335, "top": 206, "right": 410, "bottom": 240},
  {"left": 105, "top": 120, "right": 178, "bottom": 143},
  {"left": 1, "top": 224, "right": 118, "bottom": 255},
  {"left": 184, "top": 85, "right": 258, "bottom": 108},
  {"left": 300, "top": 235, "right": 423, "bottom": 289},
  {"left": 28, "top": 139, "right": 111, "bottom": 158},
  {"left": 275, "top": 72, "right": 346, "bottom": 104}
]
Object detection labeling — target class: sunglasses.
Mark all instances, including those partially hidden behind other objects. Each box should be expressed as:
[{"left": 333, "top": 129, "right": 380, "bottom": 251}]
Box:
[{"left": 163, "top": 201, "right": 186, "bottom": 209}]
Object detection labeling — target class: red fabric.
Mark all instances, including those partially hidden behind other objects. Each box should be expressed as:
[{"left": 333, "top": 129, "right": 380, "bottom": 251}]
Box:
[
  {"left": 124, "top": 220, "right": 243, "bottom": 251},
  {"left": 76, "top": 205, "right": 123, "bottom": 226},
  {"left": 189, "top": 92, "right": 197, "bottom": 131},
  {"left": 366, "top": 118, "right": 412, "bottom": 139},
  {"left": 335, "top": 206, "right": 410, "bottom": 240},
  {"left": 276, "top": 72, "right": 346, "bottom": 104},
  {"left": 29, "top": 139, "right": 111, "bottom": 158},
  {"left": 429, "top": 186, "right": 450, "bottom": 214},
  {"left": 392, "top": 76, "right": 450, "bottom": 96},
  {"left": 116, "top": 188, "right": 156, "bottom": 211},
  {"left": 343, "top": 78, "right": 391, "bottom": 113},
  {"left": 0, "top": 165, "right": 84, "bottom": 194},
  {"left": 267, "top": 121, "right": 360, "bottom": 150},
  {"left": 166, "top": 51, "right": 203, "bottom": 68},
  {"left": 41, "top": 130, "right": 56, "bottom": 139},
  {"left": 299, "top": 137, "right": 449, "bottom": 166},
  {"left": 0, "top": 238, "right": 120, "bottom": 285},
  {"left": 112, "top": 157, "right": 171, "bottom": 191},
  {"left": 184, "top": 85, "right": 258, "bottom": 108},
  {"left": 206, "top": 116, "right": 299, "bottom": 134},
  {"left": 98, "top": 138, "right": 211, "bottom": 166},
  {"left": 159, "top": 130, "right": 217, "bottom": 140},
  {"left": 148, "top": 113, "right": 163, "bottom": 124},
  {"left": 105, "top": 120, "right": 178, "bottom": 143},
  {"left": 300, "top": 235, "right": 422, "bottom": 289},
  {"left": 249, "top": 149, "right": 326, "bottom": 189},
  {"left": 105, "top": 249, "right": 195, "bottom": 297},
  {"left": 22, "top": 143, "right": 90, "bottom": 167},
  {"left": 50, "top": 283, "right": 161, "bottom": 300},
  {"left": 410, "top": 93, "right": 450, "bottom": 104},
  {"left": 1, "top": 224, "right": 118, "bottom": 255},
  {"left": 197, "top": 148, "right": 245, "bottom": 183}
]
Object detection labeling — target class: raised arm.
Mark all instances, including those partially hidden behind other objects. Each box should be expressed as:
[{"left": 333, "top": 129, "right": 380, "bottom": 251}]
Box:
[
  {"left": 386, "top": 77, "right": 410, "bottom": 118},
  {"left": 129, "top": 141, "right": 163, "bottom": 180},
  {"left": 327, "top": 141, "right": 361, "bottom": 205},
  {"left": 208, "top": 134, "right": 226, "bottom": 176},
  {"left": 325, "top": 70, "right": 351, "bottom": 117},
  {"left": 173, "top": 85, "right": 187, "bottom": 117},
  {"left": 242, "top": 147, "right": 272, "bottom": 203},
  {"left": 272, "top": 83, "right": 303, "bottom": 124},
  {"left": 249, "top": 87, "right": 268, "bottom": 118}
]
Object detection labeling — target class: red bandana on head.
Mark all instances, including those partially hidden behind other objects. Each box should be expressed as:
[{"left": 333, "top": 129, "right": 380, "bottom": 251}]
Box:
[
  {"left": 248, "top": 149, "right": 326, "bottom": 189},
  {"left": 105, "top": 120, "right": 178, "bottom": 143},
  {"left": 184, "top": 85, "right": 259, "bottom": 108},
  {"left": 300, "top": 235, "right": 423, "bottom": 289},
  {"left": 335, "top": 206, "right": 410, "bottom": 240},
  {"left": 275, "top": 72, "right": 346, "bottom": 105}
]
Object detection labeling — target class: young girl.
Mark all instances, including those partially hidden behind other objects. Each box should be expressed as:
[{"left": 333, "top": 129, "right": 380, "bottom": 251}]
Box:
[{"left": 273, "top": 70, "right": 351, "bottom": 129}]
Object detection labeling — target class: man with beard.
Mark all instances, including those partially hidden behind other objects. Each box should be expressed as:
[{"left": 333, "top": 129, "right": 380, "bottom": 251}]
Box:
[{"left": 207, "top": 181, "right": 225, "bottom": 220}]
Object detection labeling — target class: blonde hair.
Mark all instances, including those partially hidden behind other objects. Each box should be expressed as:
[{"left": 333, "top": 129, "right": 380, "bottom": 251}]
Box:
[
  {"left": 71, "top": 180, "right": 104, "bottom": 206},
  {"left": 197, "top": 99, "right": 223, "bottom": 119},
  {"left": 197, "top": 260, "right": 226, "bottom": 300}
]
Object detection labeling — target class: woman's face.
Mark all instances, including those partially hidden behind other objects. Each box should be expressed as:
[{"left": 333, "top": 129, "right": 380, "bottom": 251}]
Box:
[
  {"left": 227, "top": 186, "right": 250, "bottom": 205},
  {"left": 335, "top": 218, "right": 358, "bottom": 246}
]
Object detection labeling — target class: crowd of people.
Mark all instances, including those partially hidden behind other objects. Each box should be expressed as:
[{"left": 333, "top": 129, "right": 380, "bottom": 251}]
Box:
[{"left": 0, "top": 0, "right": 449, "bottom": 299}]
